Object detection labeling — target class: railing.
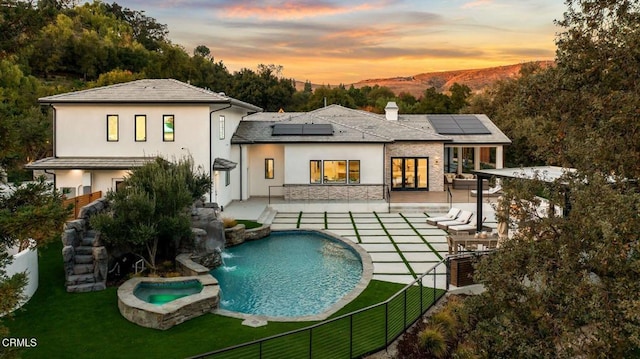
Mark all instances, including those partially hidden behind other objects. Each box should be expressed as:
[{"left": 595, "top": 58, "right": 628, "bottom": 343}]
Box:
[
  {"left": 188, "top": 259, "right": 449, "bottom": 359},
  {"left": 62, "top": 191, "right": 103, "bottom": 219}
]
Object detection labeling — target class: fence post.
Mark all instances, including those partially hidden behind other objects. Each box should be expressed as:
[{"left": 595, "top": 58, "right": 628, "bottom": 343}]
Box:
[
  {"left": 419, "top": 277, "right": 423, "bottom": 313},
  {"left": 433, "top": 266, "right": 437, "bottom": 302},
  {"left": 349, "top": 314, "right": 353, "bottom": 358},
  {"left": 403, "top": 290, "right": 407, "bottom": 329},
  {"left": 309, "top": 328, "right": 312, "bottom": 358},
  {"left": 385, "top": 302, "right": 389, "bottom": 347}
]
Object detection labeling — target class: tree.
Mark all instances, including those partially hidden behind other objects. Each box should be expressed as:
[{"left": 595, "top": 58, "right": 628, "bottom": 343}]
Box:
[
  {"left": 459, "top": 1, "right": 640, "bottom": 357},
  {"left": 0, "top": 177, "right": 69, "bottom": 355},
  {"left": 90, "top": 156, "right": 209, "bottom": 272}
]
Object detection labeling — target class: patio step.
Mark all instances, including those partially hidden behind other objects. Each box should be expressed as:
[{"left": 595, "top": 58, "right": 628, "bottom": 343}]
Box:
[
  {"left": 73, "top": 264, "right": 94, "bottom": 275},
  {"left": 66, "top": 273, "right": 95, "bottom": 286},
  {"left": 67, "top": 282, "right": 106, "bottom": 293},
  {"left": 75, "top": 254, "right": 93, "bottom": 264},
  {"left": 257, "top": 207, "right": 278, "bottom": 225},
  {"left": 75, "top": 246, "right": 93, "bottom": 255},
  {"left": 390, "top": 203, "right": 451, "bottom": 214}
]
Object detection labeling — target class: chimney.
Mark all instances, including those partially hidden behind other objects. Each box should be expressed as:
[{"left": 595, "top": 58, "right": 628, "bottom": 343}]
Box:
[{"left": 385, "top": 101, "right": 399, "bottom": 121}]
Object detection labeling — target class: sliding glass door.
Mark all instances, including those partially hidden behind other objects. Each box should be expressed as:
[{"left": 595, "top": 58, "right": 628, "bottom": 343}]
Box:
[{"left": 391, "top": 157, "right": 428, "bottom": 190}]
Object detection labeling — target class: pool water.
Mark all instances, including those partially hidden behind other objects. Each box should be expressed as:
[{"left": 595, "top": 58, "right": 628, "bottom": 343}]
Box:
[
  {"left": 211, "top": 231, "right": 362, "bottom": 318},
  {"left": 134, "top": 280, "right": 203, "bottom": 305}
]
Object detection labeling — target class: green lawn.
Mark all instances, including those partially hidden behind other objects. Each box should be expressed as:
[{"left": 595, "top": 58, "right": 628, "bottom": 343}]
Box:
[{"left": 7, "top": 241, "right": 409, "bottom": 359}]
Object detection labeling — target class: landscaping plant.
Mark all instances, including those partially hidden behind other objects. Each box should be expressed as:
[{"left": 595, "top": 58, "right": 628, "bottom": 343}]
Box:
[{"left": 90, "top": 156, "right": 209, "bottom": 272}]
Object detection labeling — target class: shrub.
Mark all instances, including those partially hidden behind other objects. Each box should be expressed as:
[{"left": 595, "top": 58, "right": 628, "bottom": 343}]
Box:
[
  {"left": 418, "top": 326, "right": 448, "bottom": 358},
  {"left": 222, "top": 217, "right": 237, "bottom": 228}
]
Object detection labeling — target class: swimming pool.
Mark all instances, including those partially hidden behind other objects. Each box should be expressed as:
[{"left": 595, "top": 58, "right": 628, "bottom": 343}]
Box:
[{"left": 211, "top": 230, "right": 371, "bottom": 321}]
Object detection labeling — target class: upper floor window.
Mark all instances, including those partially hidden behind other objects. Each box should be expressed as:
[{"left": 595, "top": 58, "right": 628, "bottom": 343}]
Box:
[
  {"left": 107, "top": 115, "right": 119, "bottom": 141},
  {"left": 219, "top": 115, "right": 225, "bottom": 140},
  {"left": 163, "top": 115, "right": 174, "bottom": 142},
  {"left": 135, "top": 115, "right": 146, "bottom": 142}
]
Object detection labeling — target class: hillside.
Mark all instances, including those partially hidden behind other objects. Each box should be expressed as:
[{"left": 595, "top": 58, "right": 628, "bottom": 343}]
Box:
[{"left": 297, "top": 61, "right": 554, "bottom": 97}]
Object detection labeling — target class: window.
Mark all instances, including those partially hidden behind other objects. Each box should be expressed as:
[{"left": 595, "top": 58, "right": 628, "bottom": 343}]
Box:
[
  {"left": 163, "top": 115, "right": 174, "bottom": 141},
  {"left": 323, "top": 160, "right": 347, "bottom": 183},
  {"left": 219, "top": 115, "right": 225, "bottom": 140},
  {"left": 348, "top": 160, "right": 360, "bottom": 184},
  {"left": 310, "top": 160, "right": 321, "bottom": 184},
  {"left": 107, "top": 115, "right": 118, "bottom": 141},
  {"left": 225, "top": 171, "right": 230, "bottom": 186},
  {"left": 135, "top": 115, "right": 146, "bottom": 142},
  {"left": 265, "top": 158, "right": 274, "bottom": 179}
]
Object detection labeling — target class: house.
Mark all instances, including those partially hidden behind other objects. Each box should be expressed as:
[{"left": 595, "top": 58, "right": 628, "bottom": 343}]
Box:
[
  {"left": 26, "top": 79, "right": 261, "bottom": 207},
  {"left": 26, "top": 79, "right": 510, "bottom": 208},
  {"left": 233, "top": 102, "right": 510, "bottom": 201}
]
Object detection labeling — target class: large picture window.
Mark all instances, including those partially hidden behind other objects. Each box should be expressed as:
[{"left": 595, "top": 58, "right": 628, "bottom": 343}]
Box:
[
  {"left": 310, "top": 160, "right": 321, "bottom": 184},
  {"left": 323, "top": 161, "right": 347, "bottom": 183},
  {"left": 310, "top": 160, "right": 360, "bottom": 184},
  {"left": 163, "top": 115, "right": 174, "bottom": 141},
  {"left": 348, "top": 160, "right": 360, "bottom": 184},
  {"left": 135, "top": 115, "right": 146, "bottom": 142},
  {"left": 107, "top": 115, "right": 118, "bottom": 141},
  {"left": 265, "top": 158, "right": 274, "bottom": 179}
]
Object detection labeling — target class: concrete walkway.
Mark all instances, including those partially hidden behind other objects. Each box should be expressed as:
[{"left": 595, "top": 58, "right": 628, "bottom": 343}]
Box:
[{"left": 271, "top": 211, "right": 449, "bottom": 286}]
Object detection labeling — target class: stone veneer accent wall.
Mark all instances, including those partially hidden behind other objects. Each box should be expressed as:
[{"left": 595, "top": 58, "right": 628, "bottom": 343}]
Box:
[
  {"left": 385, "top": 142, "right": 445, "bottom": 191},
  {"left": 283, "top": 184, "right": 384, "bottom": 201}
]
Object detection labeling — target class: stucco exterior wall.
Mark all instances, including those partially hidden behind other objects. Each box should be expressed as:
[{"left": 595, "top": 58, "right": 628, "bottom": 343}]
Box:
[
  {"left": 52, "top": 103, "right": 250, "bottom": 206},
  {"left": 385, "top": 142, "right": 445, "bottom": 191},
  {"left": 283, "top": 143, "right": 384, "bottom": 184},
  {"left": 246, "top": 144, "right": 285, "bottom": 197}
]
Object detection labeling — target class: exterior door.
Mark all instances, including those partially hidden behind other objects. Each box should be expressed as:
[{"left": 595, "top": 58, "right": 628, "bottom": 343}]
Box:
[{"left": 391, "top": 157, "right": 429, "bottom": 190}]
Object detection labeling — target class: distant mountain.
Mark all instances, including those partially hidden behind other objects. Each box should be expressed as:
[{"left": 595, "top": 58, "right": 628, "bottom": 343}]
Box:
[{"left": 296, "top": 61, "right": 554, "bottom": 97}]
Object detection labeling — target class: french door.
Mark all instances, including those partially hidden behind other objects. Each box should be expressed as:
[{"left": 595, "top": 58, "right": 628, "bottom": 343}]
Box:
[{"left": 391, "top": 157, "right": 428, "bottom": 190}]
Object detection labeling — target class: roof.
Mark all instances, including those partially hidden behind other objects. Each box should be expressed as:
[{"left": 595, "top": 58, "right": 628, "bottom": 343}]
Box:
[
  {"left": 399, "top": 114, "right": 510, "bottom": 145},
  {"left": 39, "top": 79, "right": 262, "bottom": 112},
  {"left": 24, "top": 157, "right": 155, "bottom": 170},
  {"left": 212, "top": 158, "right": 237, "bottom": 171},
  {"left": 474, "top": 166, "right": 576, "bottom": 182},
  {"left": 231, "top": 105, "right": 450, "bottom": 144}
]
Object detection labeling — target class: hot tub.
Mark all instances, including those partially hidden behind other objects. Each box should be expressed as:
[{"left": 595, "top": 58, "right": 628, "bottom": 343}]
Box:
[{"left": 117, "top": 275, "right": 219, "bottom": 330}]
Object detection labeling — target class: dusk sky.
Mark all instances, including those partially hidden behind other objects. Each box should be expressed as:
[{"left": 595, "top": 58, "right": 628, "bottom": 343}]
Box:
[{"left": 115, "top": 0, "right": 566, "bottom": 84}]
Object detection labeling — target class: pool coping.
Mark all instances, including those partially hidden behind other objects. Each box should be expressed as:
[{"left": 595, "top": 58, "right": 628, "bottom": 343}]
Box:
[{"left": 213, "top": 228, "right": 374, "bottom": 323}]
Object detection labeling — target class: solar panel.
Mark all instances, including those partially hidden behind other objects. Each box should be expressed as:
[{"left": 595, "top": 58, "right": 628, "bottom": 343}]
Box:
[
  {"left": 302, "top": 124, "right": 333, "bottom": 135},
  {"left": 272, "top": 124, "right": 303, "bottom": 135},
  {"left": 272, "top": 124, "right": 333, "bottom": 136},
  {"left": 427, "top": 115, "right": 491, "bottom": 135}
]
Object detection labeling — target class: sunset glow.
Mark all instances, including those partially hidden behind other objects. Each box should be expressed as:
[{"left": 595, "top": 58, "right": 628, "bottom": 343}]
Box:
[{"left": 117, "top": 0, "right": 564, "bottom": 84}]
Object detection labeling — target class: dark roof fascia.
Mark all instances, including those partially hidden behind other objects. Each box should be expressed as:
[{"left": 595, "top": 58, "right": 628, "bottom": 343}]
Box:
[
  {"left": 38, "top": 99, "right": 263, "bottom": 112},
  {"left": 231, "top": 139, "right": 389, "bottom": 145},
  {"left": 444, "top": 140, "right": 512, "bottom": 146}
]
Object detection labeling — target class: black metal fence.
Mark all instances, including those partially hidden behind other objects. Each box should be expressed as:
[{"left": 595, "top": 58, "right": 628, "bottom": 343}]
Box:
[{"left": 189, "top": 260, "right": 449, "bottom": 359}]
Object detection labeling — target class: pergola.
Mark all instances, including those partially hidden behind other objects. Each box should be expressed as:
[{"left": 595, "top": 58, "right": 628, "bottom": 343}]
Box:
[{"left": 472, "top": 166, "right": 577, "bottom": 232}]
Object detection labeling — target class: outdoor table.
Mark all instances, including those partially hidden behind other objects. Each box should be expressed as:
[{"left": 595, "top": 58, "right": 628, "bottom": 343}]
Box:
[{"left": 447, "top": 234, "right": 498, "bottom": 254}]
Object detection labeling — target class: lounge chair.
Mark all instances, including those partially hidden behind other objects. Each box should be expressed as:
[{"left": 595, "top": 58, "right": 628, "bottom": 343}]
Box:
[
  {"left": 436, "top": 210, "right": 473, "bottom": 230},
  {"left": 470, "top": 185, "right": 502, "bottom": 197},
  {"left": 447, "top": 216, "right": 486, "bottom": 234},
  {"left": 426, "top": 207, "right": 461, "bottom": 225}
]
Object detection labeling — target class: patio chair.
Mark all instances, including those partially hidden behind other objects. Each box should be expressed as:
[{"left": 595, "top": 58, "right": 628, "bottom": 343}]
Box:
[
  {"left": 447, "top": 216, "right": 486, "bottom": 234},
  {"left": 426, "top": 207, "right": 461, "bottom": 225},
  {"left": 470, "top": 185, "right": 502, "bottom": 197},
  {"left": 436, "top": 210, "right": 473, "bottom": 230}
]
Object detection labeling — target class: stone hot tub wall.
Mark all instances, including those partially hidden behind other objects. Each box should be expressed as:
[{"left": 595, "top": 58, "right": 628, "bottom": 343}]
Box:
[{"left": 117, "top": 275, "right": 219, "bottom": 330}]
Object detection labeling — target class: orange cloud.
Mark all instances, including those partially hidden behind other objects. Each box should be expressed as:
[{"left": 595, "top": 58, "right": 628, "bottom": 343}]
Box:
[
  {"left": 221, "top": 2, "right": 380, "bottom": 20},
  {"left": 462, "top": 0, "right": 494, "bottom": 9}
]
